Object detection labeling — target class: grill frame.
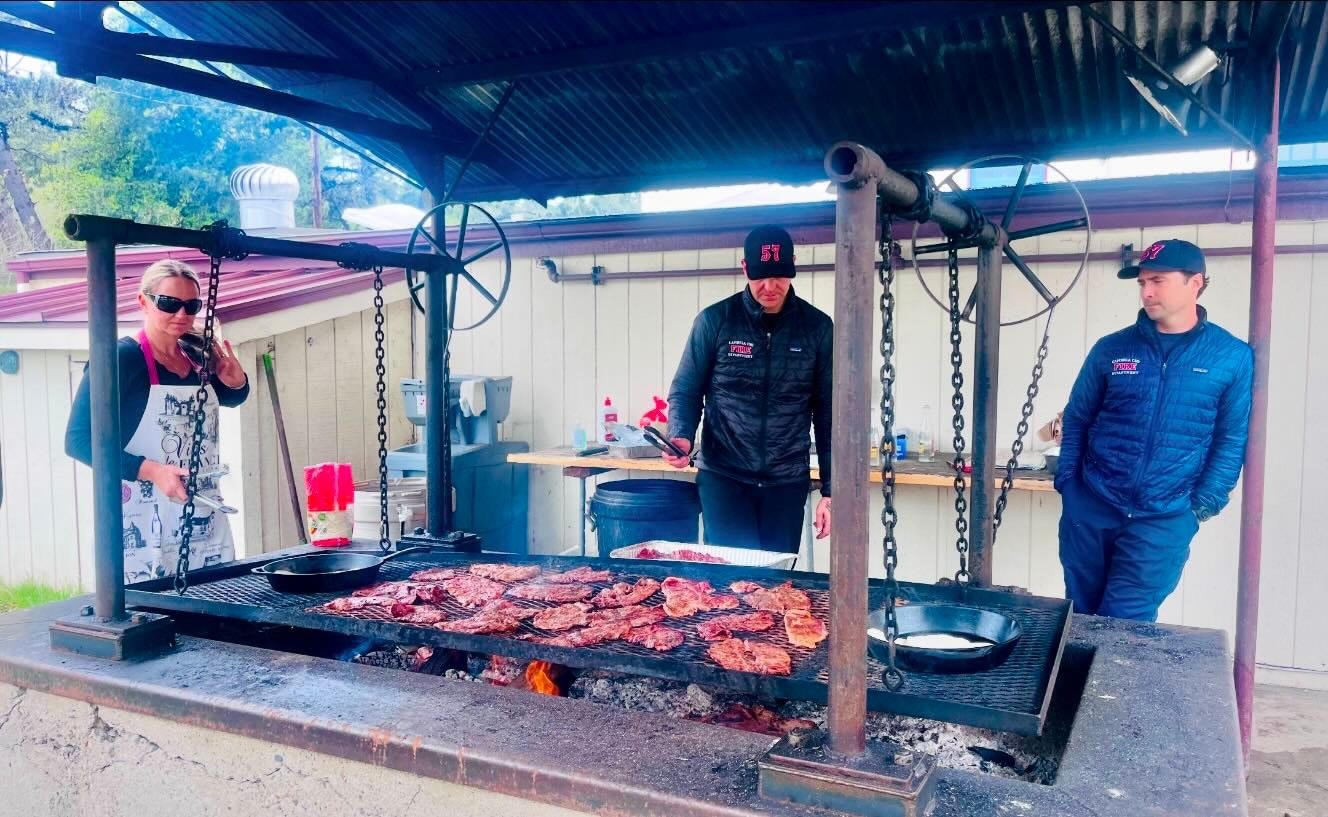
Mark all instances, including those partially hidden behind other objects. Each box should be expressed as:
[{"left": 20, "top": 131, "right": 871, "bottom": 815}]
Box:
[{"left": 126, "top": 551, "right": 1071, "bottom": 735}]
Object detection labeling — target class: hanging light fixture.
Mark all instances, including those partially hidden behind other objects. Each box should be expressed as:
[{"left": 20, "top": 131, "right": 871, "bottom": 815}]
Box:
[{"left": 1124, "top": 44, "right": 1226, "bottom": 135}]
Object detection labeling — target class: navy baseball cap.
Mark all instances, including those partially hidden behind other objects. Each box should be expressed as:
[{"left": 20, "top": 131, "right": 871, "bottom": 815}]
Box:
[
  {"left": 1117, "top": 239, "right": 1207, "bottom": 279},
  {"left": 743, "top": 225, "right": 796, "bottom": 279}
]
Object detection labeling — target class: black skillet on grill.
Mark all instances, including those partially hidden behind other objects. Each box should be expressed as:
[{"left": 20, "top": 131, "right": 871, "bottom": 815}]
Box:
[
  {"left": 252, "top": 546, "right": 430, "bottom": 593},
  {"left": 867, "top": 603, "right": 1022, "bottom": 674}
]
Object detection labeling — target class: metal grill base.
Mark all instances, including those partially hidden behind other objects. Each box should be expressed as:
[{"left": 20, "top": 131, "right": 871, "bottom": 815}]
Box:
[
  {"left": 759, "top": 730, "right": 937, "bottom": 817},
  {"left": 126, "top": 550, "right": 1071, "bottom": 735}
]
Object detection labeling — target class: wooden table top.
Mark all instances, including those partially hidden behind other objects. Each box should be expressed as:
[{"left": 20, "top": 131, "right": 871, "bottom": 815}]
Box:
[{"left": 507, "top": 447, "right": 1055, "bottom": 492}]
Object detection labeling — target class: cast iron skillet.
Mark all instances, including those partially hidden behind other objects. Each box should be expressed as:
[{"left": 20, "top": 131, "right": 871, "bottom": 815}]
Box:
[
  {"left": 252, "top": 546, "right": 430, "bottom": 593},
  {"left": 867, "top": 603, "right": 1022, "bottom": 674}
]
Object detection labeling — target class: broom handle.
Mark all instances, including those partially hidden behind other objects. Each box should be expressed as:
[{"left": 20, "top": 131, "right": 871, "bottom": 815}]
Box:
[{"left": 262, "top": 352, "right": 308, "bottom": 544}]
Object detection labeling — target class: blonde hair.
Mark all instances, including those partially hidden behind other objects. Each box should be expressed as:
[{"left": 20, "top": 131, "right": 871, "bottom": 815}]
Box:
[{"left": 140, "top": 259, "right": 201, "bottom": 296}]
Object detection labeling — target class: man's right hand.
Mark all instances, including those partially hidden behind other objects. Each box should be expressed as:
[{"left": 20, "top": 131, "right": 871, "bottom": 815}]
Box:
[
  {"left": 661, "top": 438, "right": 693, "bottom": 469},
  {"left": 139, "top": 460, "right": 189, "bottom": 502}
]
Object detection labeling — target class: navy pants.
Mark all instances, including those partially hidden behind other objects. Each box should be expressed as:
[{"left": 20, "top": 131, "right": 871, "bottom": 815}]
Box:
[
  {"left": 697, "top": 469, "right": 808, "bottom": 554},
  {"left": 1057, "top": 475, "right": 1198, "bottom": 622}
]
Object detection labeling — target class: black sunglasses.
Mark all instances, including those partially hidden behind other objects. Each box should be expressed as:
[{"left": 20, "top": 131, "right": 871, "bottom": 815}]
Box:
[{"left": 147, "top": 293, "right": 204, "bottom": 316}]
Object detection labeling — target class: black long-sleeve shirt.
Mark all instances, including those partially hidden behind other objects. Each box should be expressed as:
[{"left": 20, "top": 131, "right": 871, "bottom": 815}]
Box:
[{"left": 64, "top": 336, "right": 250, "bottom": 481}]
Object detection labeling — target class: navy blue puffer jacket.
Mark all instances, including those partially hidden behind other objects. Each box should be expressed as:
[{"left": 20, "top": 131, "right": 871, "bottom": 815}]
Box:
[{"left": 1057, "top": 306, "right": 1253, "bottom": 520}]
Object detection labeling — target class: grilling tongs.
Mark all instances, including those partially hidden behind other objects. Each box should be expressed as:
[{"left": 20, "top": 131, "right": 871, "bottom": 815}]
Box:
[{"left": 643, "top": 425, "right": 694, "bottom": 464}]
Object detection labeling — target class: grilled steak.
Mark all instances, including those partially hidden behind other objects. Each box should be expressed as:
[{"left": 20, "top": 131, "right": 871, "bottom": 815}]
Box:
[
  {"left": 636, "top": 547, "right": 728, "bottom": 564},
  {"left": 544, "top": 565, "right": 615, "bottom": 584},
  {"left": 706, "top": 638, "right": 792, "bottom": 675},
  {"left": 661, "top": 577, "right": 739, "bottom": 618},
  {"left": 388, "top": 604, "right": 447, "bottom": 625},
  {"left": 410, "top": 567, "right": 461, "bottom": 582},
  {"left": 326, "top": 595, "right": 397, "bottom": 611},
  {"left": 591, "top": 578, "right": 661, "bottom": 608},
  {"left": 508, "top": 583, "right": 594, "bottom": 603},
  {"left": 532, "top": 602, "right": 592, "bottom": 631},
  {"left": 441, "top": 575, "right": 508, "bottom": 607},
  {"left": 626, "top": 625, "right": 686, "bottom": 652},
  {"left": 539, "top": 620, "right": 633, "bottom": 648},
  {"left": 434, "top": 611, "right": 522, "bottom": 635},
  {"left": 353, "top": 581, "right": 419, "bottom": 601},
  {"left": 697, "top": 611, "right": 776, "bottom": 641},
  {"left": 738, "top": 581, "right": 812, "bottom": 613},
  {"left": 783, "top": 609, "right": 828, "bottom": 648},
  {"left": 728, "top": 580, "right": 762, "bottom": 594},
  {"left": 480, "top": 598, "right": 538, "bottom": 620},
  {"left": 469, "top": 563, "right": 542, "bottom": 582},
  {"left": 415, "top": 584, "right": 449, "bottom": 604},
  {"left": 587, "top": 604, "right": 666, "bottom": 628}
]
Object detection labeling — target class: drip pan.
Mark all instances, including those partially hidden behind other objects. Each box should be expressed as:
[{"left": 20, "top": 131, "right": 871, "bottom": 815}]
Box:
[{"left": 868, "top": 604, "right": 1022, "bottom": 674}]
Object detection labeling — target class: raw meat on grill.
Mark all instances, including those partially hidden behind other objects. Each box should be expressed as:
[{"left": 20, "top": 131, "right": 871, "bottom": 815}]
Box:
[
  {"left": 587, "top": 604, "right": 666, "bottom": 628},
  {"left": 414, "top": 584, "right": 449, "bottom": 604},
  {"left": 434, "top": 611, "right": 522, "bottom": 635},
  {"left": 591, "top": 578, "right": 660, "bottom": 608},
  {"left": 625, "top": 625, "right": 686, "bottom": 652},
  {"left": 661, "top": 576, "right": 739, "bottom": 618},
  {"left": 469, "top": 563, "right": 542, "bottom": 582},
  {"left": 388, "top": 604, "right": 447, "bottom": 625},
  {"left": 543, "top": 565, "right": 615, "bottom": 584},
  {"left": 635, "top": 546, "right": 729, "bottom": 564},
  {"left": 508, "top": 583, "right": 594, "bottom": 603},
  {"left": 539, "top": 620, "right": 633, "bottom": 648},
  {"left": 728, "top": 580, "right": 762, "bottom": 594},
  {"left": 783, "top": 609, "right": 828, "bottom": 649},
  {"left": 532, "top": 603, "right": 592, "bottom": 631},
  {"left": 480, "top": 598, "right": 538, "bottom": 620},
  {"left": 706, "top": 638, "right": 793, "bottom": 676},
  {"left": 353, "top": 581, "right": 418, "bottom": 602},
  {"left": 441, "top": 575, "right": 508, "bottom": 608},
  {"left": 326, "top": 595, "right": 397, "bottom": 612},
  {"left": 696, "top": 611, "right": 776, "bottom": 641},
  {"left": 410, "top": 567, "right": 461, "bottom": 582},
  {"left": 737, "top": 581, "right": 812, "bottom": 613}
]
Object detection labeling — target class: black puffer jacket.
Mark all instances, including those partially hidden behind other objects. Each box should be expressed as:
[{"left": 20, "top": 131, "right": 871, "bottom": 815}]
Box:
[{"left": 667, "top": 287, "right": 834, "bottom": 495}]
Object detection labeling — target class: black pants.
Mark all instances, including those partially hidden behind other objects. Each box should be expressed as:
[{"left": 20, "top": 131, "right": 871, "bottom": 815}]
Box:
[{"left": 697, "top": 469, "right": 808, "bottom": 554}]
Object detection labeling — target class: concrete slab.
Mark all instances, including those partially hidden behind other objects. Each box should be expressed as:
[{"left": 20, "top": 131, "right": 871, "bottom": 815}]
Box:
[{"left": 1247, "top": 684, "right": 1328, "bottom": 817}]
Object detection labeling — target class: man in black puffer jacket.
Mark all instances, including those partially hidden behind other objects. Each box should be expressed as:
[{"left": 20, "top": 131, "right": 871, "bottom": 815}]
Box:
[
  {"left": 663, "top": 225, "right": 833, "bottom": 553},
  {"left": 1057, "top": 239, "right": 1253, "bottom": 621}
]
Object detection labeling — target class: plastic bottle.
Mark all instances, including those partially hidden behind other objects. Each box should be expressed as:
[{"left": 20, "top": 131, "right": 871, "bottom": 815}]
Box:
[
  {"left": 571, "top": 422, "right": 588, "bottom": 452},
  {"left": 599, "top": 396, "right": 619, "bottom": 443},
  {"left": 917, "top": 405, "right": 936, "bottom": 463}
]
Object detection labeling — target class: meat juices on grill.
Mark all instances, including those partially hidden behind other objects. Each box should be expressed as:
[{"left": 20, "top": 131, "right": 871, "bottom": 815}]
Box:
[
  {"left": 409, "top": 567, "right": 462, "bottom": 582},
  {"left": 539, "top": 620, "right": 633, "bottom": 648},
  {"left": 660, "top": 576, "right": 739, "bottom": 618},
  {"left": 587, "top": 604, "right": 667, "bottom": 628},
  {"left": 696, "top": 611, "right": 777, "bottom": 641},
  {"left": 706, "top": 638, "right": 793, "bottom": 676},
  {"left": 469, "top": 563, "right": 542, "bottom": 582},
  {"left": 434, "top": 611, "right": 522, "bottom": 635},
  {"left": 388, "top": 604, "right": 448, "bottom": 625},
  {"left": 591, "top": 578, "right": 661, "bottom": 608},
  {"left": 532, "top": 602, "right": 592, "bottom": 631},
  {"left": 543, "top": 565, "right": 615, "bottom": 584},
  {"left": 508, "top": 583, "right": 594, "bottom": 603},
  {"left": 783, "top": 609, "right": 828, "bottom": 649},
  {"left": 480, "top": 598, "right": 538, "bottom": 620},
  {"left": 326, "top": 595, "right": 398, "bottom": 611},
  {"left": 625, "top": 625, "right": 686, "bottom": 652},
  {"left": 440, "top": 575, "right": 508, "bottom": 607},
  {"left": 737, "top": 581, "right": 812, "bottom": 613}
]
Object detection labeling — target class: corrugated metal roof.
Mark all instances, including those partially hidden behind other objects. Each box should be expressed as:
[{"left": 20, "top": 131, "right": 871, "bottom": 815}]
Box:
[{"left": 123, "top": 1, "right": 1328, "bottom": 202}]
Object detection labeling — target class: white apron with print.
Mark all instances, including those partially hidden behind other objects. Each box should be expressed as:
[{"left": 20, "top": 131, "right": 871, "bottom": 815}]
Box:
[{"left": 120, "top": 331, "right": 234, "bottom": 583}]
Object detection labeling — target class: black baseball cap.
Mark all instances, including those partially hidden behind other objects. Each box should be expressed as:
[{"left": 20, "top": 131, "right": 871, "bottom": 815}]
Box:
[
  {"left": 1117, "top": 239, "right": 1207, "bottom": 279},
  {"left": 743, "top": 225, "right": 796, "bottom": 280}
]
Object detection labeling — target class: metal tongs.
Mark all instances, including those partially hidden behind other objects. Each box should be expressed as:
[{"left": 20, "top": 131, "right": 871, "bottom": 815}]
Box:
[{"left": 642, "top": 425, "right": 694, "bottom": 464}]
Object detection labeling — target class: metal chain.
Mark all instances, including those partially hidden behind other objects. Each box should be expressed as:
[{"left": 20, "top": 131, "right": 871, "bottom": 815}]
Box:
[
  {"left": 993, "top": 313, "right": 1055, "bottom": 538},
  {"left": 946, "top": 247, "right": 971, "bottom": 584},
  {"left": 876, "top": 204, "right": 904, "bottom": 692},
  {"left": 174, "top": 254, "right": 221, "bottom": 594},
  {"left": 372, "top": 265, "right": 391, "bottom": 553}
]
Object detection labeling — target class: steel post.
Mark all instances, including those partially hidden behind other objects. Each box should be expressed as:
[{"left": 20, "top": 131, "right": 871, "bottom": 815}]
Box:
[
  {"left": 1236, "top": 57, "right": 1279, "bottom": 770},
  {"left": 88, "top": 238, "right": 126, "bottom": 621},
  {"left": 968, "top": 241, "right": 1004, "bottom": 586},
  {"left": 825, "top": 167, "right": 876, "bottom": 758},
  {"left": 425, "top": 255, "right": 452, "bottom": 534}
]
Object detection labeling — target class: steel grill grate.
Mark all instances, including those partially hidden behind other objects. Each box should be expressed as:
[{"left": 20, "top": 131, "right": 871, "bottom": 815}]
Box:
[{"left": 126, "top": 552, "right": 1071, "bottom": 734}]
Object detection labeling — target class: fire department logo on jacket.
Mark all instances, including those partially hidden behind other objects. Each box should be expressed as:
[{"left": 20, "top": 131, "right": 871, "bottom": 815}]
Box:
[
  {"left": 727, "top": 340, "right": 754, "bottom": 359},
  {"left": 1111, "top": 357, "right": 1140, "bottom": 375}
]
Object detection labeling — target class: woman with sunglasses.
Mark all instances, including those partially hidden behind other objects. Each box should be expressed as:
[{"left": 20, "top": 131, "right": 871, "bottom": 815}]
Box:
[{"left": 65, "top": 259, "right": 250, "bottom": 582}]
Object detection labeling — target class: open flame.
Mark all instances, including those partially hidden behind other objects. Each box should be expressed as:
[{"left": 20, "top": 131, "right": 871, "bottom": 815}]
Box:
[{"left": 524, "top": 660, "right": 562, "bottom": 696}]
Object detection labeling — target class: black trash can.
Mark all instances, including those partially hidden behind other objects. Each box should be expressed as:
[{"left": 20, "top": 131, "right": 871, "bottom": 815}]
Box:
[{"left": 589, "top": 479, "right": 700, "bottom": 553}]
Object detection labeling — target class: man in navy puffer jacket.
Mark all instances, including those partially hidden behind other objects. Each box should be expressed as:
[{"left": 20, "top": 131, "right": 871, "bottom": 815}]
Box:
[{"left": 1057, "top": 239, "right": 1252, "bottom": 621}]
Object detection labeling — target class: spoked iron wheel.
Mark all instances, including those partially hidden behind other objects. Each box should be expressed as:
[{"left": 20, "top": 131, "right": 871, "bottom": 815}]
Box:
[
  {"left": 405, "top": 201, "right": 512, "bottom": 331},
  {"left": 910, "top": 155, "right": 1092, "bottom": 326}
]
